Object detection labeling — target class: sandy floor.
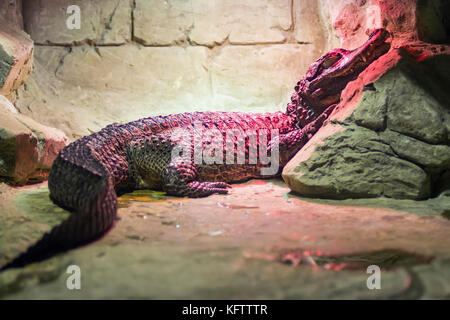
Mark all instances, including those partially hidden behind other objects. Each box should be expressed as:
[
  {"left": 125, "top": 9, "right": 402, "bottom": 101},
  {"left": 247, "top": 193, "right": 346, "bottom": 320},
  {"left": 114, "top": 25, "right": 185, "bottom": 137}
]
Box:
[{"left": 1, "top": 179, "right": 450, "bottom": 299}]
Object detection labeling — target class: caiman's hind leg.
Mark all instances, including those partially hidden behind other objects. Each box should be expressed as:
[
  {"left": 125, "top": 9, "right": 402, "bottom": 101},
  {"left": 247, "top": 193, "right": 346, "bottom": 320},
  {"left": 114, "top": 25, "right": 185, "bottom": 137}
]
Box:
[
  {"left": 128, "top": 137, "right": 230, "bottom": 198},
  {"left": 162, "top": 159, "right": 230, "bottom": 197}
]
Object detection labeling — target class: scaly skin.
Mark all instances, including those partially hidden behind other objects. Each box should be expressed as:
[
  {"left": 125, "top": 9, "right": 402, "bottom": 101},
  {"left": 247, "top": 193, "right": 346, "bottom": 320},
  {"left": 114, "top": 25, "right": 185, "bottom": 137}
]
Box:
[
  {"left": 1, "top": 29, "right": 390, "bottom": 270},
  {"left": 287, "top": 29, "right": 391, "bottom": 127}
]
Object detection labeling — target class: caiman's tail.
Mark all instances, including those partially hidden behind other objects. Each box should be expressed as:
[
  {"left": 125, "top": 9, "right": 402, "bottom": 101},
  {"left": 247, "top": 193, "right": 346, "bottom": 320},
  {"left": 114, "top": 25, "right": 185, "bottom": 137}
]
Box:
[{"left": 1, "top": 146, "right": 118, "bottom": 270}]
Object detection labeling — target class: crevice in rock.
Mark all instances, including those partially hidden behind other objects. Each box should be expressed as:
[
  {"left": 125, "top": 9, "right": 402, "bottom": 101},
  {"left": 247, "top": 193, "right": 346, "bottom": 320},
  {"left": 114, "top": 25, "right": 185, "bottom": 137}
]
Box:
[
  {"left": 131, "top": 0, "right": 136, "bottom": 43},
  {"left": 388, "top": 126, "right": 445, "bottom": 146},
  {"left": 184, "top": 22, "right": 195, "bottom": 47},
  {"left": 53, "top": 47, "right": 72, "bottom": 77},
  {"left": 349, "top": 121, "right": 434, "bottom": 184},
  {"left": 290, "top": 0, "right": 295, "bottom": 34},
  {"left": 34, "top": 41, "right": 126, "bottom": 47},
  {"left": 100, "top": 0, "right": 121, "bottom": 43},
  {"left": 33, "top": 38, "right": 314, "bottom": 49},
  {"left": 93, "top": 47, "right": 102, "bottom": 58}
]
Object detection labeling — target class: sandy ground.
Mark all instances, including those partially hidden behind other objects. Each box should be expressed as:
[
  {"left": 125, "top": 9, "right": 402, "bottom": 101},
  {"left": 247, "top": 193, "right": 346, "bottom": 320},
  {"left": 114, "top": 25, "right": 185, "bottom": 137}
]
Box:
[{"left": 1, "top": 179, "right": 450, "bottom": 299}]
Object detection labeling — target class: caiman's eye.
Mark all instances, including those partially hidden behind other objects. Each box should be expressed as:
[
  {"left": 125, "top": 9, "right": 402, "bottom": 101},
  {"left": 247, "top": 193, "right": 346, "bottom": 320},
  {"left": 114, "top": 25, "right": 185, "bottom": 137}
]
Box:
[
  {"left": 306, "top": 51, "right": 343, "bottom": 80},
  {"left": 321, "top": 53, "right": 342, "bottom": 69}
]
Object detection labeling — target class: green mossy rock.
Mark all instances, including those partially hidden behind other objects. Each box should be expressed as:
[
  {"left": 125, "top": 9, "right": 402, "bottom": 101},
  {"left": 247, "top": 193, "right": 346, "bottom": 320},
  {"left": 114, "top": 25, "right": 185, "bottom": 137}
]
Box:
[
  {"left": 0, "top": 43, "right": 14, "bottom": 88},
  {"left": 283, "top": 55, "right": 450, "bottom": 200}
]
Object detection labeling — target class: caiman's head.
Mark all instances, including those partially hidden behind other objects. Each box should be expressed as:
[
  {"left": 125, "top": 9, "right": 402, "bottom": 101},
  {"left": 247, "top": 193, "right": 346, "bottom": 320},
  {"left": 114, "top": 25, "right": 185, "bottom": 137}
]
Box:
[{"left": 287, "top": 28, "right": 391, "bottom": 127}]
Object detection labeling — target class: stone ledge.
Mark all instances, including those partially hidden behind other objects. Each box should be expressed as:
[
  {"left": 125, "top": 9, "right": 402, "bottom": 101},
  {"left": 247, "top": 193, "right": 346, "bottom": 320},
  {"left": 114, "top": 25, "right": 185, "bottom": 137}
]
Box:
[{"left": 282, "top": 51, "right": 450, "bottom": 200}]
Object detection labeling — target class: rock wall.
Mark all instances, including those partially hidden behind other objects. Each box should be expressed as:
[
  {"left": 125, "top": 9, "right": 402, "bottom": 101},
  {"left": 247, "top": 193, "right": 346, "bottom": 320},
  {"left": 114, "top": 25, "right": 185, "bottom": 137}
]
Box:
[
  {"left": 13, "top": 0, "right": 449, "bottom": 139},
  {"left": 15, "top": 0, "right": 331, "bottom": 139},
  {"left": 0, "top": 0, "right": 23, "bottom": 29},
  {"left": 0, "top": 0, "right": 69, "bottom": 185},
  {"left": 278, "top": 0, "right": 450, "bottom": 200},
  {"left": 320, "top": 0, "right": 450, "bottom": 50}
]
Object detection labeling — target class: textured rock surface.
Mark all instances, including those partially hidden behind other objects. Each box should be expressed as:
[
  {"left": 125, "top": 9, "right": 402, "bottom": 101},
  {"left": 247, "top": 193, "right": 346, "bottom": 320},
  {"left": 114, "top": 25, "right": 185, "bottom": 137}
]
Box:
[
  {"left": 0, "top": 18, "right": 33, "bottom": 102},
  {"left": 283, "top": 53, "right": 450, "bottom": 200},
  {"left": 23, "top": 0, "right": 132, "bottom": 45},
  {"left": 0, "top": 3, "right": 71, "bottom": 186},
  {"left": 1, "top": 180, "right": 450, "bottom": 299},
  {"left": 293, "top": 0, "right": 327, "bottom": 59},
  {"left": 283, "top": 123, "right": 432, "bottom": 199},
  {"left": 321, "top": 0, "right": 374, "bottom": 49},
  {"left": 15, "top": 43, "right": 320, "bottom": 139},
  {"left": 321, "top": 0, "right": 450, "bottom": 50},
  {"left": 135, "top": 0, "right": 292, "bottom": 46},
  {"left": 0, "top": 100, "right": 69, "bottom": 185},
  {"left": 209, "top": 44, "right": 319, "bottom": 111},
  {"left": 0, "top": 0, "right": 23, "bottom": 29},
  {"left": 15, "top": 0, "right": 332, "bottom": 139}
]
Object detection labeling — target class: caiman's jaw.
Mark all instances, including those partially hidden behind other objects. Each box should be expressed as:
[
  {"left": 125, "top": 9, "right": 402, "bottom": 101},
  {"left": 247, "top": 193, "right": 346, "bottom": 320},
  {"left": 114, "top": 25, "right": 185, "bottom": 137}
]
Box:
[{"left": 287, "top": 28, "right": 391, "bottom": 128}]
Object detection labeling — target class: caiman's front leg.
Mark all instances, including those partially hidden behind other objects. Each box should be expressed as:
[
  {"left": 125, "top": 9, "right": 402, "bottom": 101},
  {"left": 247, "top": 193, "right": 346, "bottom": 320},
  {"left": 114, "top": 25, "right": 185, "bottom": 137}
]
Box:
[
  {"left": 163, "top": 158, "right": 230, "bottom": 197},
  {"left": 273, "top": 104, "right": 336, "bottom": 164}
]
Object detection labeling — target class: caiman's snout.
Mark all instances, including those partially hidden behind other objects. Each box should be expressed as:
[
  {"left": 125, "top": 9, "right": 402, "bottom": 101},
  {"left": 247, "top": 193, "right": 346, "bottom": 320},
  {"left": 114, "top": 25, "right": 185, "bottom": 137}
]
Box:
[
  {"left": 358, "top": 28, "right": 391, "bottom": 64},
  {"left": 368, "top": 28, "right": 390, "bottom": 44},
  {"left": 291, "top": 28, "right": 391, "bottom": 124},
  {"left": 309, "top": 28, "right": 391, "bottom": 92}
]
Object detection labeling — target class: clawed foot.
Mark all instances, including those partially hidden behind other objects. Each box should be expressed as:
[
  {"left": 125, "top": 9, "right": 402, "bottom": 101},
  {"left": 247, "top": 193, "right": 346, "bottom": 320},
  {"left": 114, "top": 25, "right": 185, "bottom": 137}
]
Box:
[
  {"left": 187, "top": 181, "right": 231, "bottom": 197},
  {"left": 164, "top": 180, "right": 231, "bottom": 198},
  {"left": 305, "top": 104, "right": 337, "bottom": 138},
  {"left": 314, "top": 104, "right": 337, "bottom": 125},
  {"left": 162, "top": 162, "right": 231, "bottom": 198}
]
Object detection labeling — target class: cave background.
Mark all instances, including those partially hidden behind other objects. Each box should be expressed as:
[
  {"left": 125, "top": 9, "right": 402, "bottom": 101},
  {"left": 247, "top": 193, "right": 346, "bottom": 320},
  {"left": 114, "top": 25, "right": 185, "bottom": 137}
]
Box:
[{"left": 1, "top": 0, "right": 450, "bottom": 300}]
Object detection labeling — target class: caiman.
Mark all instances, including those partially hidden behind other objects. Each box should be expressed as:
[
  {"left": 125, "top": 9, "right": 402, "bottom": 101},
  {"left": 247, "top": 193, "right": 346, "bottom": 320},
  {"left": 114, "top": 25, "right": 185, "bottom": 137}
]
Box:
[{"left": 1, "top": 29, "right": 390, "bottom": 270}]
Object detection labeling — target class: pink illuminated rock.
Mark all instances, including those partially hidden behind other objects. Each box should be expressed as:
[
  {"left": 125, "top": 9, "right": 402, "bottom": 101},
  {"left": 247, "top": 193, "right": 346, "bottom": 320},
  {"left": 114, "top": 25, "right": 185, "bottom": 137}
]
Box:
[
  {"left": 0, "top": 98, "right": 69, "bottom": 185},
  {"left": 323, "top": 0, "right": 449, "bottom": 50}
]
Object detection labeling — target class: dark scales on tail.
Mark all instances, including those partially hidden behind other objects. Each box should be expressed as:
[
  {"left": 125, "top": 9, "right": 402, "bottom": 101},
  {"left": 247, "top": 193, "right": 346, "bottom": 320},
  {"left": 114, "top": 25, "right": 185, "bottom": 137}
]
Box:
[{"left": 1, "top": 29, "right": 390, "bottom": 270}]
